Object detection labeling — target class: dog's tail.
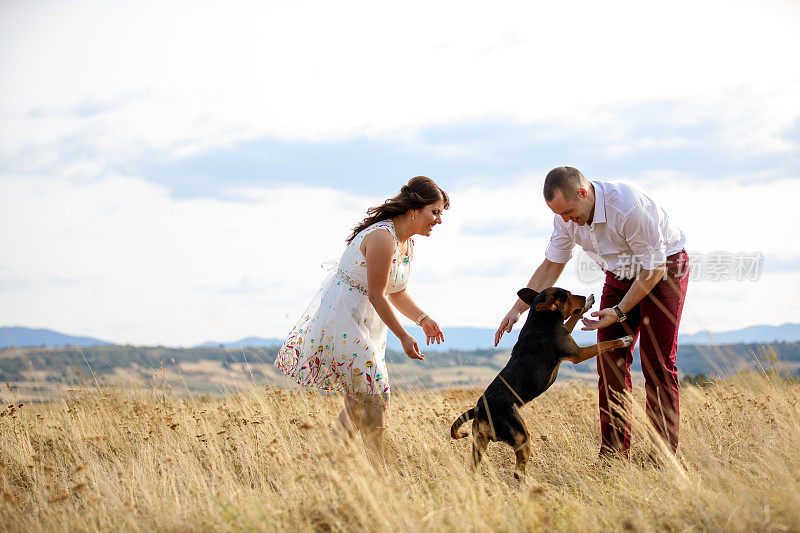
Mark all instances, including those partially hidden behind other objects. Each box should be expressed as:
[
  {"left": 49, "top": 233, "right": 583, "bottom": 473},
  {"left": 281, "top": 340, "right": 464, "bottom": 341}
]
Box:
[{"left": 450, "top": 408, "right": 476, "bottom": 439}]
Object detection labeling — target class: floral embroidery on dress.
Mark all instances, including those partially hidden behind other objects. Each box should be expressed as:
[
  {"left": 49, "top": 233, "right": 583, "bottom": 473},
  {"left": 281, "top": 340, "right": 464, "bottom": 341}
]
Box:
[
  {"left": 274, "top": 219, "right": 411, "bottom": 407},
  {"left": 335, "top": 269, "right": 368, "bottom": 295}
]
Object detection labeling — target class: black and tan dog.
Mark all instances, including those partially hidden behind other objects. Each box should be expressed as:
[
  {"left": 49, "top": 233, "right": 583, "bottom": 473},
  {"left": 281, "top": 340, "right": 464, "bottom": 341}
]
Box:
[{"left": 450, "top": 287, "right": 633, "bottom": 479}]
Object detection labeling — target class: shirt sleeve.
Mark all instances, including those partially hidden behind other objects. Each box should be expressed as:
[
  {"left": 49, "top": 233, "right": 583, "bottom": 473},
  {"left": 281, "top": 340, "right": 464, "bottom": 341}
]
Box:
[
  {"left": 544, "top": 215, "right": 574, "bottom": 263},
  {"left": 621, "top": 203, "right": 667, "bottom": 270}
]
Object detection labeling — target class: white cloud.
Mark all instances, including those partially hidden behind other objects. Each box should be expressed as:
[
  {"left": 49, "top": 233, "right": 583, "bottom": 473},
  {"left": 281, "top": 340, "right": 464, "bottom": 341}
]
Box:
[
  {"left": 2, "top": 0, "right": 799, "bottom": 159},
  {"left": 645, "top": 177, "right": 798, "bottom": 258},
  {"left": 2, "top": 0, "right": 799, "bottom": 345},
  {"left": 0, "top": 175, "right": 367, "bottom": 345}
]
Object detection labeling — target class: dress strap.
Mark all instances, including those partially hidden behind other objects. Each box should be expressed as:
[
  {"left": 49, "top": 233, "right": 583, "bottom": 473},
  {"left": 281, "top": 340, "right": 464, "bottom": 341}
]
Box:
[{"left": 359, "top": 219, "right": 398, "bottom": 247}]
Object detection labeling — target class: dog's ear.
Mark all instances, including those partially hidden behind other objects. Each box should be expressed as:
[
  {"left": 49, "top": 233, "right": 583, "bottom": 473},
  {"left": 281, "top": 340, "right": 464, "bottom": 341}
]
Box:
[
  {"left": 517, "top": 288, "right": 539, "bottom": 306},
  {"left": 534, "top": 291, "right": 556, "bottom": 312}
]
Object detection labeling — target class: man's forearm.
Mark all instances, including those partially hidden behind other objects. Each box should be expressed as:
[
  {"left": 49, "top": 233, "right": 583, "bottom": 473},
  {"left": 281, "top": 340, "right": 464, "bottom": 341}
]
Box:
[{"left": 617, "top": 265, "right": 665, "bottom": 314}]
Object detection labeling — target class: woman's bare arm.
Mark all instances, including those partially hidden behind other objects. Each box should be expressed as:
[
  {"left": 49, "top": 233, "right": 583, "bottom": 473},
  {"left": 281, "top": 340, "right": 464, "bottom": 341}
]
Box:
[
  {"left": 363, "top": 231, "right": 423, "bottom": 359},
  {"left": 388, "top": 289, "right": 444, "bottom": 345}
]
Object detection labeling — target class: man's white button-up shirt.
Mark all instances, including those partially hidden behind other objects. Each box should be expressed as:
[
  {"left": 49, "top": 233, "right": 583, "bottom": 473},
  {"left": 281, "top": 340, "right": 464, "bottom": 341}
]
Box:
[{"left": 545, "top": 181, "right": 686, "bottom": 278}]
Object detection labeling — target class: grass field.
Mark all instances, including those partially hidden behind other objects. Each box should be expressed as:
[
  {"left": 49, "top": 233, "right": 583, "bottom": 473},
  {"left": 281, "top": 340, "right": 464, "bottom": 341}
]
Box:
[{"left": 1, "top": 367, "right": 799, "bottom": 532}]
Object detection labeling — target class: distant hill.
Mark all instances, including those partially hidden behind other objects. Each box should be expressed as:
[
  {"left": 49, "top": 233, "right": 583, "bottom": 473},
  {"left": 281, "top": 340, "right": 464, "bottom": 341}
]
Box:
[
  {"left": 198, "top": 324, "right": 800, "bottom": 353},
  {"left": 194, "top": 327, "right": 596, "bottom": 352},
  {"left": 0, "top": 326, "right": 112, "bottom": 349},
  {"left": 386, "top": 326, "right": 597, "bottom": 352},
  {"left": 196, "top": 337, "right": 285, "bottom": 348},
  {"left": 678, "top": 323, "right": 800, "bottom": 345},
  {"left": 5, "top": 322, "right": 800, "bottom": 352},
  {"left": 390, "top": 323, "right": 800, "bottom": 352},
  {"left": 1, "top": 342, "right": 797, "bottom": 399}
]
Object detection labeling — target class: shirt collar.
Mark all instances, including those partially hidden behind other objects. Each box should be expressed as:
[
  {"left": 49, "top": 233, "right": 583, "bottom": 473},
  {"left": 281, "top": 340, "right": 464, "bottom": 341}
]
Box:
[{"left": 590, "top": 181, "right": 607, "bottom": 227}]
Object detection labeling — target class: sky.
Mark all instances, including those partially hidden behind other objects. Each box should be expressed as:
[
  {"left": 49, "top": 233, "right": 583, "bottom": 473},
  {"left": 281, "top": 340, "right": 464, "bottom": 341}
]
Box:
[{"left": 1, "top": 0, "right": 799, "bottom": 346}]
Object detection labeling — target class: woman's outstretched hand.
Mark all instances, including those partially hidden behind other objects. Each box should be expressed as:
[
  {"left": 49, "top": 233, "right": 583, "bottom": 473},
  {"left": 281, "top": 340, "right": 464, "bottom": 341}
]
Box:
[
  {"left": 420, "top": 316, "right": 444, "bottom": 345},
  {"left": 401, "top": 334, "right": 424, "bottom": 360}
]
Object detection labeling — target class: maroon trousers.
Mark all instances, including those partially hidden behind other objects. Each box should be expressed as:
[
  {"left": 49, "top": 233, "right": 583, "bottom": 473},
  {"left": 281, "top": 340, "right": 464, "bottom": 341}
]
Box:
[{"left": 596, "top": 250, "right": 689, "bottom": 455}]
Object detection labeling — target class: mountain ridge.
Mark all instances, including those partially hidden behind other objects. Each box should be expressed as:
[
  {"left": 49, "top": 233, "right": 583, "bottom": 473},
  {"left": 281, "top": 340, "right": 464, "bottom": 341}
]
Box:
[
  {"left": 0, "top": 326, "right": 113, "bottom": 349},
  {"left": 3, "top": 323, "right": 800, "bottom": 351}
]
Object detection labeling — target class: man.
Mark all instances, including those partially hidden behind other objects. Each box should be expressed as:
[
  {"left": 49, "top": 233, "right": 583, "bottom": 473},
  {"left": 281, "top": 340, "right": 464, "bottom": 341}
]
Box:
[{"left": 495, "top": 166, "right": 689, "bottom": 458}]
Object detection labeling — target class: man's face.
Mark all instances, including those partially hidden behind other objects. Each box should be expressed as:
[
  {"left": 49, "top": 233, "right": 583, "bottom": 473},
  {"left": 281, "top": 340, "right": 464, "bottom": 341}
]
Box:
[{"left": 546, "top": 188, "right": 592, "bottom": 226}]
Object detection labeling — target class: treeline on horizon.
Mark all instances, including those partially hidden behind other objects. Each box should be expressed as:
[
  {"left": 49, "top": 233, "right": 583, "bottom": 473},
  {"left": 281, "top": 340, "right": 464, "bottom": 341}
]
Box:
[{"left": 1, "top": 341, "right": 798, "bottom": 383}]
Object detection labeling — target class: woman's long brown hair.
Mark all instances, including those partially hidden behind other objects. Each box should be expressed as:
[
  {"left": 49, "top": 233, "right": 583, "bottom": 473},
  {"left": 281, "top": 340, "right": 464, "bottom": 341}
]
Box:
[{"left": 345, "top": 176, "right": 450, "bottom": 244}]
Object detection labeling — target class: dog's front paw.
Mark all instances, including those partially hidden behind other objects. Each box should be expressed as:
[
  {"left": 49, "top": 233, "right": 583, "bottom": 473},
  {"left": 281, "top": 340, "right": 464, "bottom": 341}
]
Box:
[
  {"left": 581, "top": 294, "right": 595, "bottom": 315},
  {"left": 619, "top": 335, "right": 634, "bottom": 347}
]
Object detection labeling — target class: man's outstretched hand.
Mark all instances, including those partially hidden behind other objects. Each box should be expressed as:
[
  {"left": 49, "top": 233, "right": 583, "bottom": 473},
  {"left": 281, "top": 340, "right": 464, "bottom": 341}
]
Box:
[
  {"left": 581, "top": 308, "right": 618, "bottom": 330},
  {"left": 494, "top": 309, "right": 521, "bottom": 346}
]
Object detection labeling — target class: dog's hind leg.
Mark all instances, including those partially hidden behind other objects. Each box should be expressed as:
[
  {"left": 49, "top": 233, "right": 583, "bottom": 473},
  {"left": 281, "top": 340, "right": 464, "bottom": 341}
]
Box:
[
  {"left": 509, "top": 412, "right": 531, "bottom": 480},
  {"left": 513, "top": 439, "right": 531, "bottom": 481},
  {"left": 471, "top": 420, "right": 491, "bottom": 472}
]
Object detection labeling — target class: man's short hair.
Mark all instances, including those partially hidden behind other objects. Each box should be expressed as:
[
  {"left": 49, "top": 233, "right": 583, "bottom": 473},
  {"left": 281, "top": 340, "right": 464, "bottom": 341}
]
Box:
[{"left": 543, "top": 166, "right": 586, "bottom": 202}]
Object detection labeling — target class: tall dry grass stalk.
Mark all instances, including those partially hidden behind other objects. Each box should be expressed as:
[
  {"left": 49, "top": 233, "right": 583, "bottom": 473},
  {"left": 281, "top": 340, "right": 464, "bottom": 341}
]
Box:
[{"left": 1, "top": 368, "right": 798, "bottom": 531}]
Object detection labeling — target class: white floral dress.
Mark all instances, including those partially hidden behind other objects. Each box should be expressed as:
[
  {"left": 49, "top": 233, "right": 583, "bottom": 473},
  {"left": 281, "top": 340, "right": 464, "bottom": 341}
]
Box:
[{"left": 274, "top": 219, "right": 413, "bottom": 407}]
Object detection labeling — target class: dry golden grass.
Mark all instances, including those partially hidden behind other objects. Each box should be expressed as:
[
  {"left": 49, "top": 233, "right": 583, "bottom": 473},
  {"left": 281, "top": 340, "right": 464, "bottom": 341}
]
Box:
[{"left": 1, "top": 370, "right": 799, "bottom": 532}]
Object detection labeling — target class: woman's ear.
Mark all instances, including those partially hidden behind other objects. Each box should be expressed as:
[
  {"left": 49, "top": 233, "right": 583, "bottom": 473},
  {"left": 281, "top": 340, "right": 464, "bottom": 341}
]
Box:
[{"left": 517, "top": 288, "right": 539, "bottom": 306}]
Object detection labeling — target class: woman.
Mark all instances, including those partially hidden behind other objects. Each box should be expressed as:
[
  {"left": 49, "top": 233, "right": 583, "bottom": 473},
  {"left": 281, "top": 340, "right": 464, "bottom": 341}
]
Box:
[{"left": 274, "top": 176, "right": 448, "bottom": 464}]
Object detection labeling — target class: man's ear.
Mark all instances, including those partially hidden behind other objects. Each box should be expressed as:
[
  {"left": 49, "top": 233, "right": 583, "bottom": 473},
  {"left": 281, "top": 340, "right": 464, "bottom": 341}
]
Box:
[{"left": 517, "top": 288, "right": 539, "bottom": 306}]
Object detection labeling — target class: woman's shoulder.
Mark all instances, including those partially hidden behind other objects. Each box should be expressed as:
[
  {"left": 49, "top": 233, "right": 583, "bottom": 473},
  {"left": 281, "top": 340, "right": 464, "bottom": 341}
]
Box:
[
  {"left": 355, "top": 220, "right": 397, "bottom": 261},
  {"left": 360, "top": 224, "right": 396, "bottom": 249},
  {"left": 355, "top": 219, "right": 396, "bottom": 241}
]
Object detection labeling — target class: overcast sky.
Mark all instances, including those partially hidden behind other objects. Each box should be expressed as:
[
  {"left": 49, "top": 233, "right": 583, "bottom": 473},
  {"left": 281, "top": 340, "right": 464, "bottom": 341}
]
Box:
[{"left": 1, "top": 0, "right": 799, "bottom": 346}]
